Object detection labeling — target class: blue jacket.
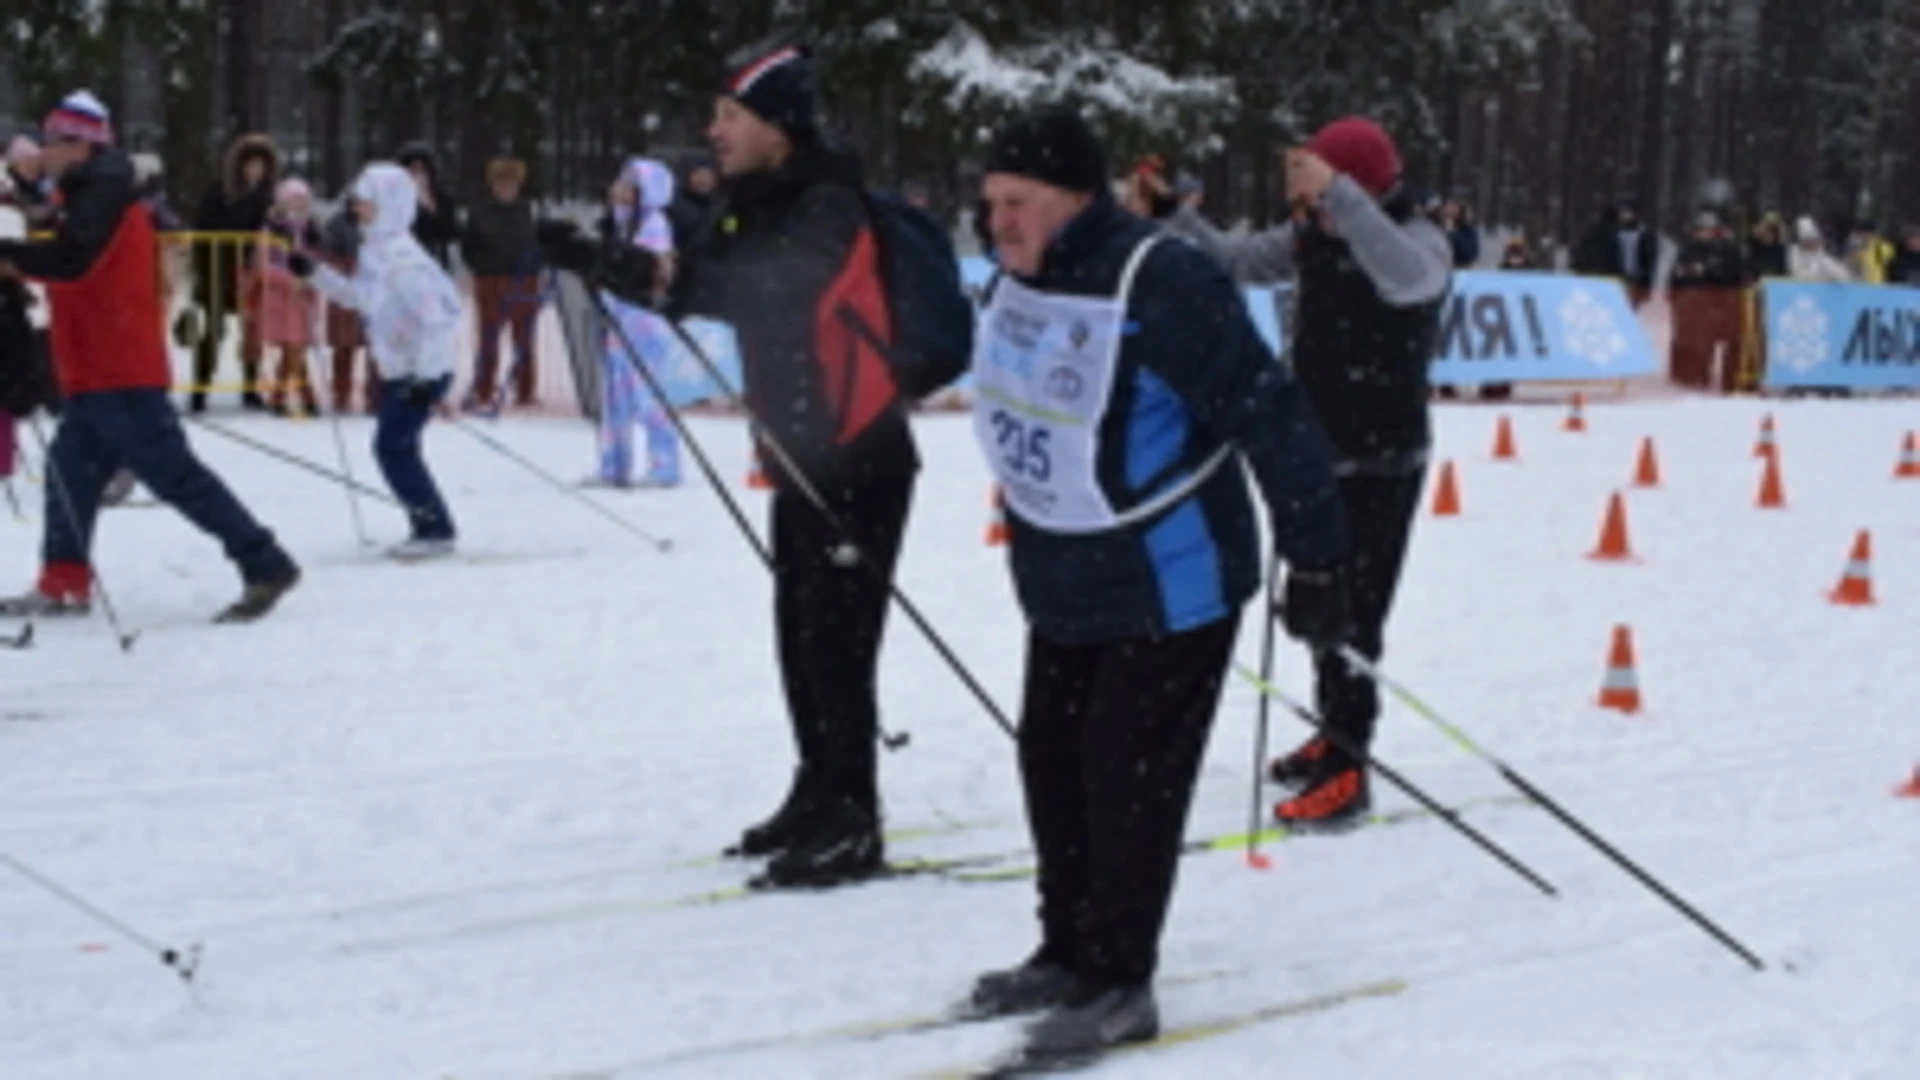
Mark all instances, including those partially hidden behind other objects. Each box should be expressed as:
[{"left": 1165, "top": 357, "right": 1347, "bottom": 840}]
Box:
[{"left": 996, "top": 198, "right": 1348, "bottom": 644}]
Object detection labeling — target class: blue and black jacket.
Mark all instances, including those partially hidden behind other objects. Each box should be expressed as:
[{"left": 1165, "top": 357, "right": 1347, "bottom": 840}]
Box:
[{"left": 996, "top": 197, "right": 1349, "bottom": 644}]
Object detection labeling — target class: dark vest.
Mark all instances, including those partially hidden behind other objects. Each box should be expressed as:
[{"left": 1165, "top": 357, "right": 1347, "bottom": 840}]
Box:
[{"left": 1289, "top": 196, "right": 1443, "bottom": 473}]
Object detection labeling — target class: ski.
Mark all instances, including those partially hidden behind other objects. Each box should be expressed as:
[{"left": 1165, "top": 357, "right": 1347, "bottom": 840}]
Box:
[
  {"left": 944, "top": 793, "right": 1535, "bottom": 884},
  {"left": 506, "top": 970, "right": 1240, "bottom": 1079},
  {"left": 347, "top": 850, "right": 1017, "bottom": 954},
  {"left": 917, "top": 977, "right": 1409, "bottom": 1079},
  {"left": 353, "top": 797, "right": 1532, "bottom": 952},
  {"left": 1, "top": 622, "right": 31, "bottom": 649}
]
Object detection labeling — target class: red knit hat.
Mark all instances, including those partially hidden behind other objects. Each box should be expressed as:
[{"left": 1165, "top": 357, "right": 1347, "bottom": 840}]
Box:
[{"left": 1307, "top": 117, "right": 1399, "bottom": 198}]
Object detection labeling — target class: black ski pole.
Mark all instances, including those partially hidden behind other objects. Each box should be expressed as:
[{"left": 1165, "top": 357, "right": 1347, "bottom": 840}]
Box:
[
  {"left": 1236, "top": 664, "right": 1558, "bottom": 898},
  {"left": 1244, "top": 554, "right": 1283, "bottom": 869},
  {"left": 27, "top": 416, "right": 136, "bottom": 651},
  {"left": 589, "top": 294, "right": 927, "bottom": 749},
  {"left": 1338, "top": 647, "right": 1766, "bottom": 972},
  {"left": 1, "top": 850, "right": 200, "bottom": 984},
  {"left": 444, "top": 416, "right": 672, "bottom": 553},
  {"left": 582, "top": 300, "right": 769, "bottom": 570},
  {"left": 186, "top": 415, "right": 405, "bottom": 510}
]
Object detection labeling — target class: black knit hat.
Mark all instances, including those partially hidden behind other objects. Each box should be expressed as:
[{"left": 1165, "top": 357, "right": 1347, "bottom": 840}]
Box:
[
  {"left": 722, "top": 37, "right": 819, "bottom": 146},
  {"left": 984, "top": 106, "right": 1110, "bottom": 195}
]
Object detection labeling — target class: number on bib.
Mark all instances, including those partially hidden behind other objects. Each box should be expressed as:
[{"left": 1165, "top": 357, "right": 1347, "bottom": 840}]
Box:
[{"left": 990, "top": 409, "right": 1053, "bottom": 483}]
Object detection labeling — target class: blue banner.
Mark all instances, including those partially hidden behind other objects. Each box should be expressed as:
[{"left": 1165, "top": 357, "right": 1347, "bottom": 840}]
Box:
[
  {"left": 657, "top": 317, "right": 745, "bottom": 407},
  {"left": 1760, "top": 281, "right": 1920, "bottom": 389},
  {"left": 961, "top": 259, "right": 1649, "bottom": 385}
]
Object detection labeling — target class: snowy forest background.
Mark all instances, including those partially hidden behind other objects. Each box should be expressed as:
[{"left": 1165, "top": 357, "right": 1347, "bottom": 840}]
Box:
[{"left": 4, "top": 1, "right": 1920, "bottom": 246}]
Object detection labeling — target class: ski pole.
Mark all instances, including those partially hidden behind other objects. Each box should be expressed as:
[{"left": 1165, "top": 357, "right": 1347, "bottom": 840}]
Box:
[
  {"left": 307, "top": 343, "right": 372, "bottom": 547},
  {"left": 1337, "top": 646, "right": 1766, "bottom": 972},
  {"left": 635, "top": 301, "right": 1013, "bottom": 742},
  {"left": 1236, "top": 664, "right": 1558, "bottom": 897},
  {"left": 1, "top": 850, "right": 200, "bottom": 984},
  {"left": 186, "top": 415, "right": 406, "bottom": 511},
  {"left": 27, "top": 416, "right": 137, "bottom": 652},
  {"left": 591, "top": 294, "right": 916, "bottom": 751},
  {"left": 444, "top": 415, "right": 672, "bottom": 554},
  {"left": 1244, "top": 554, "right": 1284, "bottom": 870}
]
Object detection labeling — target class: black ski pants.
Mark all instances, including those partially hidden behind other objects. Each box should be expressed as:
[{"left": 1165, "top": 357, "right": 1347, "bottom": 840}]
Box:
[
  {"left": 1018, "top": 616, "right": 1239, "bottom": 988},
  {"left": 770, "top": 471, "right": 913, "bottom": 814},
  {"left": 1312, "top": 467, "right": 1427, "bottom": 754}
]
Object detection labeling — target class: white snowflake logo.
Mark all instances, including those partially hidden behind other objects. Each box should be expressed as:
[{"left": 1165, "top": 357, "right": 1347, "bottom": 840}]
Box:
[
  {"left": 1772, "top": 295, "right": 1830, "bottom": 374},
  {"left": 1557, "top": 288, "right": 1629, "bottom": 368}
]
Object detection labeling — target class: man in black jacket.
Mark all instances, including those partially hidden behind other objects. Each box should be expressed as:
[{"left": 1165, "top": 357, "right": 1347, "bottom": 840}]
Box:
[
  {"left": 1136, "top": 116, "right": 1451, "bottom": 828},
  {"left": 545, "top": 38, "right": 930, "bottom": 887}
]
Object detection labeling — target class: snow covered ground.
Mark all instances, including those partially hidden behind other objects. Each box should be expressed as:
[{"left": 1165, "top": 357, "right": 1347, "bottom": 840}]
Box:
[{"left": 2, "top": 399, "right": 1916, "bottom": 1079}]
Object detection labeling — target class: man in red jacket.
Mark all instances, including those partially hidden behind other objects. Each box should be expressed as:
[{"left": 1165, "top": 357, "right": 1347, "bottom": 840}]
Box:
[{"left": 0, "top": 92, "right": 299, "bottom": 623}]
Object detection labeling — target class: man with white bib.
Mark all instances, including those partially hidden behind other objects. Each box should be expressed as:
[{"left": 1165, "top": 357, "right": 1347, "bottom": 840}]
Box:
[{"left": 962, "top": 106, "right": 1355, "bottom": 1062}]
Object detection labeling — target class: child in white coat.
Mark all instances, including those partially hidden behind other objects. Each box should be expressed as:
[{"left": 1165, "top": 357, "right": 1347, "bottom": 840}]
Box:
[{"left": 295, "top": 163, "right": 463, "bottom": 559}]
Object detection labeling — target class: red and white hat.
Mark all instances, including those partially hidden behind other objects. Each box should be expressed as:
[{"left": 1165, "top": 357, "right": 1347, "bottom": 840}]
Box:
[{"left": 43, "top": 90, "right": 115, "bottom": 145}]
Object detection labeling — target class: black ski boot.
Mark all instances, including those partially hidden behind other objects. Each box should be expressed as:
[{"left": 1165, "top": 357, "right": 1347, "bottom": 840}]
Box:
[
  {"left": 965, "top": 951, "right": 1084, "bottom": 1019},
  {"left": 751, "top": 798, "right": 883, "bottom": 888},
  {"left": 728, "top": 766, "right": 828, "bottom": 857},
  {"left": 216, "top": 565, "right": 301, "bottom": 624},
  {"left": 1019, "top": 983, "right": 1159, "bottom": 1060},
  {"left": 1267, "top": 733, "right": 1333, "bottom": 789}
]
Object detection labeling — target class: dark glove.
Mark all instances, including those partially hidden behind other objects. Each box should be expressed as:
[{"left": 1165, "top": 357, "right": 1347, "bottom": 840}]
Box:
[
  {"left": 171, "top": 307, "right": 203, "bottom": 350},
  {"left": 404, "top": 378, "right": 439, "bottom": 407},
  {"left": 536, "top": 219, "right": 599, "bottom": 276},
  {"left": 1278, "top": 562, "right": 1354, "bottom": 651},
  {"left": 286, "top": 250, "right": 316, "bottom": 279}
]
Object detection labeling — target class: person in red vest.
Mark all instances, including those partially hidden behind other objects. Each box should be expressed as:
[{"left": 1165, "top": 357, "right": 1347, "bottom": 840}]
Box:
[{"left": 0, "top": 91, "right": 300, "bottom": 623}]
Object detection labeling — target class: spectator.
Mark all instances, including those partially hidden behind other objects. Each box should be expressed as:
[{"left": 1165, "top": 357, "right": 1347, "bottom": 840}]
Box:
[
  {"left": 187, "top": 133, "right": 279, "bottom": 412},
  {"left": 1788, "top": 217, "right": 1851, "bottom": 282},
  {"left": 1746, "top": 212, "right": 1788, "bottom": 279},
  {"left": 1498, "top": 236, "right": 1535, "bottom": 270},
  {"left": 394, "top": 142, "right": 460, "bottom": 269},
  {"left": 1668, "top": 210, "right": 1748, "bottom": 289},
  {"left": 585, "top": 157, "right": 679, "bottom": 489},
  {"left": 666, "top": 156, "right": 718, "bottom": 244},
  {"left": 1572, "top": 200, "right": 1658, "bottom": 299},
  {"left": 1843, "top": 221, "right": 1894, "bottom": 284},
  {"left": 1439, "top": 199, "right": 1481, "bottom": 268},
  {"left": 1885, "top": 225, "right": 1920, "bottom": 286},
  {"left": 5, "top": 136, "right": 53, "bottom": 222},
  {"left": 461, "top": 156, "right": 542, "bottom": 409},
  {"left": 254, "top": 178, "right": 322, "bottom": 416}
]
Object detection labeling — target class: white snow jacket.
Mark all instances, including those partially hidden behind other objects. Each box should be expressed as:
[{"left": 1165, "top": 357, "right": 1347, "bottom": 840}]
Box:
[{"left": 309, "top": 163, "right": 463, "bottom": 381}]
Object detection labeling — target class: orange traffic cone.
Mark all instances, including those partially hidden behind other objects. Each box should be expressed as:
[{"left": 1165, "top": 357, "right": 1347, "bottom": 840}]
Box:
[
  {"left": 1597, "top": 624, "right": 1642, "bottom": 714},
  {"left": 1829, "top": 529, "right": 1874, "bottom": 606},
  {"left": 1756, "top": 451, "right": 1787, "bottom": 509},
  {"left": 1895, "top": 433, "right": 1920, "bottom": 479},
  {"left": 1431, "top": 460, "right": 1462, "bottom": 517},
  {"left": 984, "top": 487, "right": 1009, "bottom": 547},
  {"left": 1895, "top": 765, "right": 1920, "bottom": 798},
  {"left": 1588, "top": 492, "right": 1634, "bottom": 561},
  {"left": 1753, "top": 413, "right": 1777, "bottom": 459},
  {"left": 1562, "top": 391, "right": 1587, "bottom": 433},
  {"left": 1492, "top": 415, "right": 1519, "bottom": 461},
  {"left": 1633, "top": 437, "right": 1662, "bottom": 488},
  {"left": 746, "top": 449, "right": 772, "bottom": 491}
]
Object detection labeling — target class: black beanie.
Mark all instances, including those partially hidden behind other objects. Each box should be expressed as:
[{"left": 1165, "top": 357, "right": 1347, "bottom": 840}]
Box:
[
  {"left": 984, "top": 106, "right": 1109, "bottom": 195},
  {"left": 722, "top": 38, "right": 819, "bottom": 146}
]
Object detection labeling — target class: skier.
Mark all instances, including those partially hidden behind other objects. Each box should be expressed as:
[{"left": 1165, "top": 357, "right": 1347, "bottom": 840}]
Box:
[
  {"left": 964, "top": 105, "right": 1352, "bottom": 1061},
  {"left": 0, "top": 92, "right": 301, "bottom": 621},
  {"left": 290, "top": 162, "right": 463, "bottom": 561},
  {"left": 542, "top": 37, "right": 930, "bottom": 886},
  {"left": 586, "top": 157, "right": 679, "bottom": 489},
  {"left": 1130, "top": 116, "right": 1451, "bottom": 828}
]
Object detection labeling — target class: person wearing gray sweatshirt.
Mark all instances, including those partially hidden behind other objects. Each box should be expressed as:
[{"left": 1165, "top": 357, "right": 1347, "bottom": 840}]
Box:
[{"left": 1134, "top": 117, "right": 1451, "bottom": 828}]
